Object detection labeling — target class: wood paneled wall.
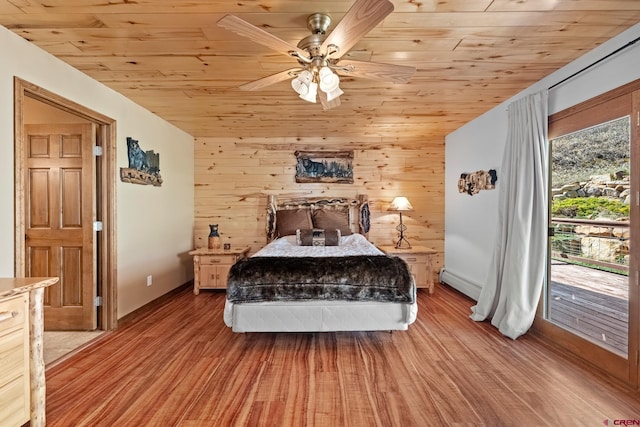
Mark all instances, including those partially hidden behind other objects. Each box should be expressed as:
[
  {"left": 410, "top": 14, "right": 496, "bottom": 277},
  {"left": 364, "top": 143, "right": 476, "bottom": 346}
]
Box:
[{"left": 194, "top": 137, "right": 444, "bottom": 278}]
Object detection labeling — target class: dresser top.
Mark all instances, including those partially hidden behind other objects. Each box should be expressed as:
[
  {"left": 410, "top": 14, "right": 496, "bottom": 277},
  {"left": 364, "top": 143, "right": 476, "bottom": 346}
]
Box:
[{"left": 0, "top": 277, "right": 59, "bottom": 298}]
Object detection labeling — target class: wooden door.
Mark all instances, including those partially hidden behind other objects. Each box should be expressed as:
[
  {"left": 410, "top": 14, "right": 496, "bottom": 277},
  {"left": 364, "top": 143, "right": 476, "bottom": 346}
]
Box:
[{"left": 24, "top": 123, "right": 96, "bottom": 330}]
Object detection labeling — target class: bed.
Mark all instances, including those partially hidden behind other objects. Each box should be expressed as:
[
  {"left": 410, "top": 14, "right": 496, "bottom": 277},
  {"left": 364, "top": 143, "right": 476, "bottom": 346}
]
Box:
[{"left": 223, "top": 195, "right": 418, "bottom": 333}]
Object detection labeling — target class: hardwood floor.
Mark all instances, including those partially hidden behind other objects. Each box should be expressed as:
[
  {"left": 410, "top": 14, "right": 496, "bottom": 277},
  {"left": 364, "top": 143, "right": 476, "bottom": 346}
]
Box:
[{"left": 45, "top": 285, "right": 640, "bottom": 426}]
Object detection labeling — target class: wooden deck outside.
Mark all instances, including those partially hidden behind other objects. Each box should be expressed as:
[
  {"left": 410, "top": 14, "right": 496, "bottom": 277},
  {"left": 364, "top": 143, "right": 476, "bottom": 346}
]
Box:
[{"left": 549, "top": 260, "right": 629, "bottom": 356}]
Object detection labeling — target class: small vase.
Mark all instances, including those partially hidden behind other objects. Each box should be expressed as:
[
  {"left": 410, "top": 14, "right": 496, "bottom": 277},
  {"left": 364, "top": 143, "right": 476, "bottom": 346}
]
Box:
[{"left": 208, "top": 224, "right": 221, "bottom": 249}]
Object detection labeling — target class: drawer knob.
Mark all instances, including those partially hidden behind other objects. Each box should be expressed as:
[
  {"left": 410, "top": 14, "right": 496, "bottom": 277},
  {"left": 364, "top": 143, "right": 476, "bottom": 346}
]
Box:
[{"left": 0, "top": 310, "right": 18, "bottom": 323}]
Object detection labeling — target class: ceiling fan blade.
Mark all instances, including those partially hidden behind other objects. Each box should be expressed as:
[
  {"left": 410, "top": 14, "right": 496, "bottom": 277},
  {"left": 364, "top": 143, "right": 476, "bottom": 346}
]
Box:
[
  {"left": 318, "top": 90, "right": 341, "bottom": 110},
  {"left": 335, "top": 59, "right": 416, "bottom": 84},
  {"left": 218, "top": 14, "right": 309, "bottom": 59},
  {"left": 321, "top": 0, "right": 394, "bottom": 59},
  {"left": 239, "top": 68, "right": 301, "bottom": 91}
]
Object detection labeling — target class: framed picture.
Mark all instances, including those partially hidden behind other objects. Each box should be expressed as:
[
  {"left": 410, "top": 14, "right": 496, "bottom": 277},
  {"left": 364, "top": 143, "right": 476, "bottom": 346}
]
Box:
[{"left": 294, "top": 150, "right": 354, "bottom": 184}]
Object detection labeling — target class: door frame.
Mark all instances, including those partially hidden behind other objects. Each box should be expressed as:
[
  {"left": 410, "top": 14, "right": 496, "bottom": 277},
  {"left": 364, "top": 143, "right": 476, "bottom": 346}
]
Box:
[
  {"left": 533, "top": 78, "right": 640, "bottom": 388},
  {"left": 14, "top": 77, "right": 118, "bottom": 331}
]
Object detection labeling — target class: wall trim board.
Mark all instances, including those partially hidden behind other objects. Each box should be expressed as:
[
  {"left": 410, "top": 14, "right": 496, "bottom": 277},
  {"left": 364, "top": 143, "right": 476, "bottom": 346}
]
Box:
[{"left": 439, "top": 268, "right": 481, "bottom": 301}]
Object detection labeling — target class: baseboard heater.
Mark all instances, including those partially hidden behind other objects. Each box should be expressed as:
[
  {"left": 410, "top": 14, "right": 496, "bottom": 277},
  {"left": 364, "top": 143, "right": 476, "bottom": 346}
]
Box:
[{"left": 439, "top": 268, "right": 482, "bottom": 301}]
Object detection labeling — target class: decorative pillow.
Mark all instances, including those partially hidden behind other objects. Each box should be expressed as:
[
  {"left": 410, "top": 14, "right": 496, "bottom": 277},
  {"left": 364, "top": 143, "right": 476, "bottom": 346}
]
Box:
[
  {"left": 296, "top": 228, "right": 341, "bottom": 246},
  {"left": 276, "top": 209, "right": 313, "bottom": 237},
  {"left": 312, "top": 209, "right": 352, "bottom": 235}
]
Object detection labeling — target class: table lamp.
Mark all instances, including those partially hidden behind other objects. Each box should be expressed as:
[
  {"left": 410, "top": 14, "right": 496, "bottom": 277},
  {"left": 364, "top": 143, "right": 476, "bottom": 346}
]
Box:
[{"left": 388, "top": 196, "right": 414, "bottom": 249}]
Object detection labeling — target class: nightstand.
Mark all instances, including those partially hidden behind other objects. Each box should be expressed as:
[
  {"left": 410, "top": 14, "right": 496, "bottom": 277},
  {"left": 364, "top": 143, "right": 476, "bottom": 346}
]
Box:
[
  {"left": 188, "top": 247, "right": 250, "bottom": 295},
  {"left": 378, "top": 245, "right": 437, "bottom": 294}
]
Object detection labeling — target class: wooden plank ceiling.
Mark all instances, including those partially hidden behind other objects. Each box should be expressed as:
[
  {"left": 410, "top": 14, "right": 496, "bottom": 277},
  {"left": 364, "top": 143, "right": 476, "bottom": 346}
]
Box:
[{"left": 1, "top": 0, "right": 639, "bottom": 140}]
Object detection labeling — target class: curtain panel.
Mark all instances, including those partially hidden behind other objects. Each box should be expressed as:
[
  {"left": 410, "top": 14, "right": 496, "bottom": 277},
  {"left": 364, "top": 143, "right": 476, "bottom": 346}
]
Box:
[{"left": 470, "top": 90, "right": 548, "bottom": 339}]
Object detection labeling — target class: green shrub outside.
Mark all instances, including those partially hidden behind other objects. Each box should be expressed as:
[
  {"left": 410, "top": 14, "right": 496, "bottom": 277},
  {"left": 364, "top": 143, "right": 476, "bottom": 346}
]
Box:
[{"left": 551, "top": 197, "right": 629, "bottom": 219}]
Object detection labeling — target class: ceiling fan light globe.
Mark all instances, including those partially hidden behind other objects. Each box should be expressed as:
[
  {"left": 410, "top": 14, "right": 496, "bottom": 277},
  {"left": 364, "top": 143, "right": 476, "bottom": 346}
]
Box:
[
  {"left": 291, "top": 77, "right": 309, "bottom": 96},
  {"left": 320, "top": 75, "right": 339, "bottom": 92},
  {"left": 298, "top": 70, "right": 313, "bottom": 84},
  {"left": 325, "top": 86, "right": 344, "bottom": 102},
  {"left": 318, "top": 67, "right": 340, "bottom": 92},
  {"left": 300, "top": 81, "right": 318, "bottom": 103},
  {"left": 318, "top": 66, "right": 332, "bottom": 79}
]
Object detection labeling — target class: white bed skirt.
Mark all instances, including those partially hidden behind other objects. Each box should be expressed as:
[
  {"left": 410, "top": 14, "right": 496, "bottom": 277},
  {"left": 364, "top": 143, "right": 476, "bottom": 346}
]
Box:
[{"left": 224, "top": 299, "right": 418, "bottom": 333}]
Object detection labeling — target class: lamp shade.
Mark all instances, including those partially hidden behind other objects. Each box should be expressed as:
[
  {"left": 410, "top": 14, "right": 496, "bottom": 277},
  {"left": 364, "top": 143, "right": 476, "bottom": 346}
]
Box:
[
  {"left": 291, "top": 70, "right": 313, "bottom": 95},
  {"left": 388, "top": 196, "right": 414, "bottom": 211},
  {"left": 299, "top": 81, "right": 318, "bottom": 103},
  {"left": 318, "top": 66, "right": 340, "bottom": 92},
  {"left": 325, "top": 86, "right": 344, "bottom": 102}
]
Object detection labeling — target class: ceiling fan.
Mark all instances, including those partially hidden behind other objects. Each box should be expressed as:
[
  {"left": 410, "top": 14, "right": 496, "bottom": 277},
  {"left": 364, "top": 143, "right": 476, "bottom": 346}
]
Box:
[{"left": 217, "top": 0, "right": 416, "bottom": 110}]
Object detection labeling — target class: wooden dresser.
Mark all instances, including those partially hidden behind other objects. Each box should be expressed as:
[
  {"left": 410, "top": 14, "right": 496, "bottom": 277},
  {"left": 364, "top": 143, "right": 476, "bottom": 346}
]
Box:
[
  {"left": 0, "top": 293, "right": 29, "bottom": 426},
  {"left": 189, "top": 247, "right": 250, "bottom": 295},
  {"left": 378, "top": 245, "right": 437, "bottom": 293},
  {"left": 0, "top": 277, "right": 58, "bottom": 427}
]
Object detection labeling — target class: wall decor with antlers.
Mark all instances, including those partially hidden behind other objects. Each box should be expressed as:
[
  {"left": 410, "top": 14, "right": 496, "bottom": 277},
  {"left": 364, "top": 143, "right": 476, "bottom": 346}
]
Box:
[{"left": 458, "top": 169, "right": 498, "bottom": 196}]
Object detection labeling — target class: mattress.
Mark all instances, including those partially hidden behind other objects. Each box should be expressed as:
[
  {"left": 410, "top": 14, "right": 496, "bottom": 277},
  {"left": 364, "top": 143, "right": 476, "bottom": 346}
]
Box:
[{"left": 224, "top": 233, "right": 418, "bottom": 332}]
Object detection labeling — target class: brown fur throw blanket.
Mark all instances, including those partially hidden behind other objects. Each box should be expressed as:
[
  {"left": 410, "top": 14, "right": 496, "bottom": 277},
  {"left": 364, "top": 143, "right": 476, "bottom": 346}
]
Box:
[{"left": 227, "top": 255, "right": 415, "bottom": 304}]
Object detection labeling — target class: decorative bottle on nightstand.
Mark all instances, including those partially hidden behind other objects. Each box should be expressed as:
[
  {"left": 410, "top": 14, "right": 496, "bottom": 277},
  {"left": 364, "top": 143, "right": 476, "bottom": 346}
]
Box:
[{"left": 208, "top": 224, "right": 221, "bottom": 249}]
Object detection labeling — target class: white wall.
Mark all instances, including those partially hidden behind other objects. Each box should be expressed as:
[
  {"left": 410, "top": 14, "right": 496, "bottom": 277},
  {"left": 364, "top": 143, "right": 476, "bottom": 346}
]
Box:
[
  {"left": 444, "top": 23, "right": 640, "bottom": 299},
  {"left": 0, "top": 26, "right": 195, "bottom": 319}
]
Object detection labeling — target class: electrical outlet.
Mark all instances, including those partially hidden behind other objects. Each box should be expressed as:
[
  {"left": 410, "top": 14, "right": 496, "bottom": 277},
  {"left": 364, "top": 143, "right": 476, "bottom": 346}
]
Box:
[{"left": 147, "top": 275, "right": 153, "bottom": 286}]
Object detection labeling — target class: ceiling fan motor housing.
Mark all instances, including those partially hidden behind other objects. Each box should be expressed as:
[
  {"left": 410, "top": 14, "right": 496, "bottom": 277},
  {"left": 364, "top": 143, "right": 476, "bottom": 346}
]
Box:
[
  {"left": 307, "top": 13, "right": 331, "bottom": 34},
  {"left": 297, "top": 13, "right": 332, "bottom": 60}
]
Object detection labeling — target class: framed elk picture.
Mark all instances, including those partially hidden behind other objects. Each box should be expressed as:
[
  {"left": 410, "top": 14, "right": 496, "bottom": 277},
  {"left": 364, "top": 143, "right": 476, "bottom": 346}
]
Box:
[{"left": 294, "top": 150, "right": 354, "bottom": 184}]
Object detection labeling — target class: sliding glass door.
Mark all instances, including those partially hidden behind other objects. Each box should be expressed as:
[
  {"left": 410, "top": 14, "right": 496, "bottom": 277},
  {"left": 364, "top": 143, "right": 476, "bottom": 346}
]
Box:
[
  {"left": 549, "top": 116, "right": 630, "bottom": 356},
  {"left": 539, "top": 81, "right": 639, "bottom": 387}
]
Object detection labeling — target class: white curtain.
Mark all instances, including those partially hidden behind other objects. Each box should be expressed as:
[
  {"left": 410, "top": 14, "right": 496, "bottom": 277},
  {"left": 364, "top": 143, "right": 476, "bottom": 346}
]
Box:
[{"left": 470, "top": 90, "right": 548, "bottom": 339}]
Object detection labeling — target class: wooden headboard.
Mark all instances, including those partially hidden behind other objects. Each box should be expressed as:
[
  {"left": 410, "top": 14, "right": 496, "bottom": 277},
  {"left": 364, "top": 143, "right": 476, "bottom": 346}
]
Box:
[{"left": 266, "top": 194, "right": 370, "bottom": 243}]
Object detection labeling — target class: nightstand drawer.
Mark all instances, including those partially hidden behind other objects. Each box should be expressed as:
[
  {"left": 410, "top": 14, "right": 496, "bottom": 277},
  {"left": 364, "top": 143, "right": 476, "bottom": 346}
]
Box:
[
  {"left": 394, "top": 254, "right": 429, "bottom": 264},
  {"left": 200, "top": 256, "right": 233, "bottom": 265}
]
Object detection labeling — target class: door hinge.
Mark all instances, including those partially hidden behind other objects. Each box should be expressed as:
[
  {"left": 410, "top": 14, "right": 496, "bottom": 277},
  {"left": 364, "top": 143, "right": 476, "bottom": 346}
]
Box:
[
  {"left": 94, "top": 296, "right": 102, "bottom": 307},
  {"left": 93, "top": 146, "right": 103, "bottom": 156},
  {"left": 93, "top": 221, "right": 103, "bottom": 232}
]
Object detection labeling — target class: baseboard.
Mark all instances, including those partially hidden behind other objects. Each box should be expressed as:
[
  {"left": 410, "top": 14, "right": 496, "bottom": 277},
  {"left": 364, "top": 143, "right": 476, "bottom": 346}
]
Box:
[
  {"left": 117, "top": 281, "right": 192, "bottom": 329},
  {"left": 439, "top": 268, "right": 482, "bottom": 301}
]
